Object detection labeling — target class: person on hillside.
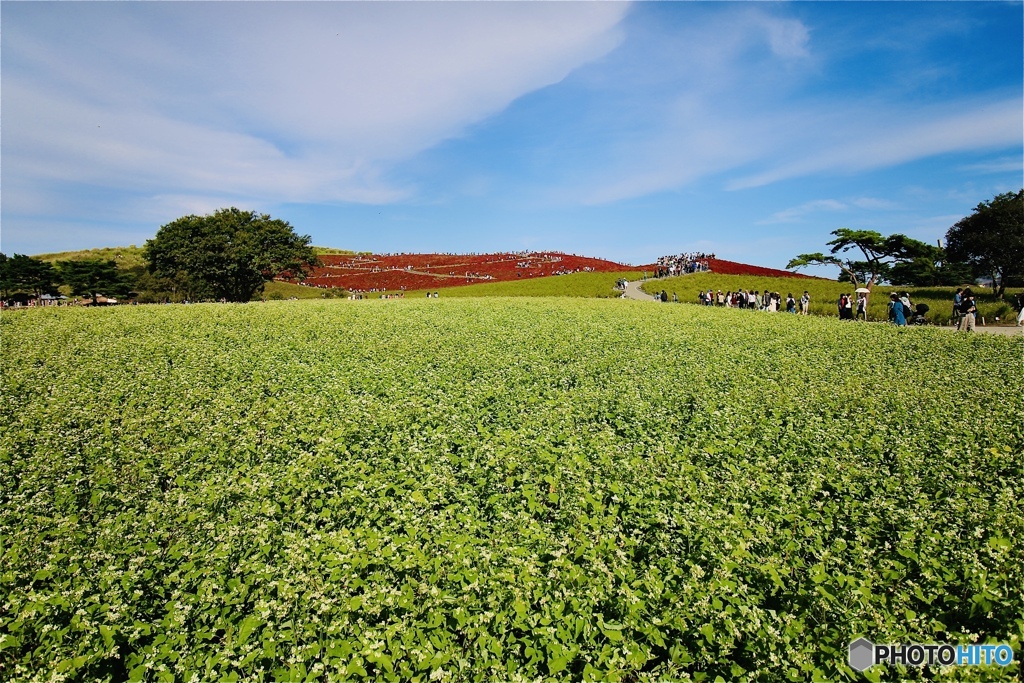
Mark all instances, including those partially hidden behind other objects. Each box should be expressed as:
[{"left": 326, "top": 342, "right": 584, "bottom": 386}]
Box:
[
  {"left": 899, "top": 292, "right": 913, "bottom": 322},
  {"left": 1015, "top": 293, "right": 1024, "bottom": 326},
  {"left": 952, "top": 288, "right": 963, "bottom": 326},
  {"left": 800, "top": 291, "right": 810, "bottom": 315},
  {"left": 672, "top": 292, "right": 678, "bottom": 303},
  {"left": 838, "top": 294, "right": 848, "bottom": 319},
  {"left": 856, "top": 293, "right": 867, "bottom": 321},
  {"left": 957, "top": 289, "right": 977, "bottom": 332},
  {"left": 888, "top": 293, "right": 906, "bottom": 326},
  {"left": 660, "top": 290, "right": 668, "bottom": 302},
  {"left": 786, "top": 293, "right": 796, "bottom": 313}
]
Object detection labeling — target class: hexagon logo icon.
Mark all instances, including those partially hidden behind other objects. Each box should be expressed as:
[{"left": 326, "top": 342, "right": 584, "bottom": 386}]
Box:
[{"left": 849, "top": 637, "right": 875, "bottom": 672}]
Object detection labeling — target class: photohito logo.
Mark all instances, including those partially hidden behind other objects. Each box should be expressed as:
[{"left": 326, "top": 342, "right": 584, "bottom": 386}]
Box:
[{"left": 849, "top": 638, "right": 1015, "bottom": 672}]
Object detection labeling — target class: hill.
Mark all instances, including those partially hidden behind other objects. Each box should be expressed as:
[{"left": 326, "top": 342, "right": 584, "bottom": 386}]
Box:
[
  {"left": 32, "top": 245, "right": 148, "bottom": 269},
  {"left": 704, "top": 257, "right": 818, "bottom": 279},
  {"left": 292, "top": 251, "right": 642, "bottom": 293}
]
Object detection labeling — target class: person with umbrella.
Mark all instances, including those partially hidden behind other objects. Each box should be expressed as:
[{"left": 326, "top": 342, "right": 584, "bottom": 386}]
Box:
[{"left": 855, "top": 287, "right": 871, "bottom": 321}]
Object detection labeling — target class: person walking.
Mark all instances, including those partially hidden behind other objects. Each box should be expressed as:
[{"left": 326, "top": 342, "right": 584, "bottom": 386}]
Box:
[
  {"left": 800, "top": 291, "right": 810, "bottom": 315},
  {"left": 888, "top": 293, "right": 906, "bottom": 326},
  {"left": 957, "top": 289, "right": 977, "bottom": 331},
  {"left": 856, "top": 293, "right": 867, "bottom": 321}
]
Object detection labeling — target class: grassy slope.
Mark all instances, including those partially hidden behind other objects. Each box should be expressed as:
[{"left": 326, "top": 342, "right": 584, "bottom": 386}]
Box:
[
  {"left": 260, "top": 280, "right": 344, "bottom": 300},
  {"left": 32, "top": 246, "right": 148, "bottom": 269},
  {"left": 32, "top": 245, "right": 353, "bottom": 264},
  {"left": 641, "top": 272, "right": 1021, "bottom": 325}
]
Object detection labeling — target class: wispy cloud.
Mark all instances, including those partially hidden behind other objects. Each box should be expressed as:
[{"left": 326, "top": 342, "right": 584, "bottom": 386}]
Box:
[
  {"left": 760, "top": 199, "right": 848, "bottom": 224},
  {"left": 758, "top": 196, "right": 902, "bottom": 225},
  {"left": 538, "top": 5, "right": 1020, "bottom": 204},
  {"left": 959, "top": 156, "right": 1024, "bottom": 175},
  {"left": 2, "top": 3, "right": 627, "bottom": 222},
  {"left": 728, "top": 97, "right": 1022, "bottom": 190}
]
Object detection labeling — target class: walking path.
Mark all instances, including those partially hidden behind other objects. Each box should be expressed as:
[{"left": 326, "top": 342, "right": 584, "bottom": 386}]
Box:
[
  {"left": 623, "top": 280, "right": 656, "bottom": 301},
  {"left": 621, "top": 279, "right": 1022, "bottom": 336},
  {"left": 943, "top": 325, "right": 1023, "bottom": 337}
]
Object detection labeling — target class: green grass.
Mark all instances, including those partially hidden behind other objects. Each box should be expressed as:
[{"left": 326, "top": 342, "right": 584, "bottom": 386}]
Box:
[
  {"left": 641, "top": 273, "right": 1021, "bottom": 325},
  {"left": 406, "top": 270, "right": 641, "bottom": 299},
  {"left": 311, "top": 246, "right": 366, "bottom": 256},
  {"left": 30, "top": 245, "right": 359, "bottom": 262},
  {"left": 31, "top": 245, "right": 148, "bottom": 269},
  {"left": 259, "top": 280, "right": 346, "bottom": 300},
  {"left": 2, "top": 300, "right": 1021, "bottom": 682}
]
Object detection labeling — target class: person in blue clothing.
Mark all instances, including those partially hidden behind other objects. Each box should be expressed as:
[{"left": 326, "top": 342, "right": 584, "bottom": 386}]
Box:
[{"left": 888, "top": 293, "right": 906, "bottom": 326}]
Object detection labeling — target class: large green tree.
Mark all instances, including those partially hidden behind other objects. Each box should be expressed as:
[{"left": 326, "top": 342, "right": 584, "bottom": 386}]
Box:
[
  {"left": 945, "top": 190, "right": 1023, "bottom": 299},
  {"left": 0, "top": 253, "right": 59, "bottom": 300},
  {"left": 56, "top": 259, "right": 127, "bottom": 303},
  {"left": 144, "top": 208, "right": 318, "bottom": 302},
  {"left": 786, "top": 228, "right": 940, "bottom": 290}
]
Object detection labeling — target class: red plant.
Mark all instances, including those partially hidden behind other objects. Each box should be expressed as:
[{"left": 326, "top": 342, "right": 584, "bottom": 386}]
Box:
[
  {"left": 288, "top": 252, "right": 639, "bottom": 291},
  {"left": 281, "top": 252, "right": 816, "bottom": 292},
  {"left": 706, "top": 258, "right": 817, "bottom": 279}
]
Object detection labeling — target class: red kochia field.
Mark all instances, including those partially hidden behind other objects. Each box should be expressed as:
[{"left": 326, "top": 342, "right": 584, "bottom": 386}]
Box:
[
  {"left": 290, "top": 252, "right": 641, "bottom": 292},
  {"left": 283, "top": 252, "right": 816, "bottom": 293},
  {"left": 704, "top": 258, "right": 816, "bottom": 279}
]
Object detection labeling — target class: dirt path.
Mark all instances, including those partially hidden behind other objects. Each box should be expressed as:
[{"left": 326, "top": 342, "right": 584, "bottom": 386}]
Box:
[
  {"left": 941, "top": 324, "right": 1023, "bottom": 337},
  {"left": 623, "top": 280, "right": 656, "bottom": 301}
]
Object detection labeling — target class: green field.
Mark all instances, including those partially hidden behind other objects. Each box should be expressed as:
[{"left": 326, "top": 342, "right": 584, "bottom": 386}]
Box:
[
  {"left": 2, "top": 300, "right": 1022, "bottom": 682},
  {"left": 640, "top": 273, "right": 1021, "bottom": 326}
]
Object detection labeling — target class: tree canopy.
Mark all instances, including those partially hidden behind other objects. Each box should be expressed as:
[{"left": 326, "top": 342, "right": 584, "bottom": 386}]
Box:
[
  {"left": 56, "top": 259, "right": 127, "bottom": 303},
  {"left": 144, "top": 208, "right": 318, "bottom": 302},
  {"left": 787, "top": 228, "right": 973, "bottom": 289},
  {"left": 945, "top": 190, "right": 1023, "bottom": 299},
  {"left": 0, "top": 254, "right": 58, "bottom": 300}
]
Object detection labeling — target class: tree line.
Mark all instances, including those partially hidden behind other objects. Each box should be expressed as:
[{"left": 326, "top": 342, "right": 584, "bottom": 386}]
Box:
[
  {"left": 1, "top": 208, "right": 318, "bottom": 305},
  {"left": 787, "top": 190, "right": 1023, "bottom": 298}
]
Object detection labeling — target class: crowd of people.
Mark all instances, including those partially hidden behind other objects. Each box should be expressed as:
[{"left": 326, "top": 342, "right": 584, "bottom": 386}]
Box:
[
  {"left": 664, "top": 288, "right": 812, "bottom": 314},
  {"left": 652, "top": 252, "right": 714, "bottom": 278}
]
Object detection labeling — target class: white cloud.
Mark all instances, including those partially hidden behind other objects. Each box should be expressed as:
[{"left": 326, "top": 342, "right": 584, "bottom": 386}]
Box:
[
  {"left": 760, "top": 199, "right": 848, "bottom": 224},
  {"left": 850, "top": 197, "right": 900, "bottom": 211},
  {"left": 764, "top": 16, "right": 811, "bottom": 59},
  {"left": 550, "top": 8, "right": 820, "bottom": 204},
  {"left": 543, "top": 6, "right": 1019, "bottom": 206},
  {"left": 2, "top": 3, "right": 628, "bottom": 217},
  {"left": 728, "top": 97, "right": 1022, "bottom": 190},
  {"left": 959, "top": 156, "right": 1024, "bottom": 175}
]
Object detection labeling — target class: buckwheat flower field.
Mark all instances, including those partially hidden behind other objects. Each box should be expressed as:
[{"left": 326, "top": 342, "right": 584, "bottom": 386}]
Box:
[{"left": 1, "top": 300, "right": 1021, "bottom": 682}]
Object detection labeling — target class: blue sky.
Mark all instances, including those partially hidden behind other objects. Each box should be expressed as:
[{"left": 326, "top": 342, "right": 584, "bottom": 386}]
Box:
[{"left": 2, "top": 2, "right": 1021, "bottom": 273}]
